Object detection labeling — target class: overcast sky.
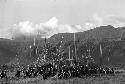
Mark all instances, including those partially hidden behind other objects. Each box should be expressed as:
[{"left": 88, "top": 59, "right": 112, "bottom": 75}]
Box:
[{"left": 0, "top": 0, "right": 125, "bottom": 38}]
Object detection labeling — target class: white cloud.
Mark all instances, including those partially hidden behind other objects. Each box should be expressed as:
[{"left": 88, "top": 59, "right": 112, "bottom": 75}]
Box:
[
  {"left": 106, "top": 15, "right": 125, "bottom": 28},
  {"left": 89, "top": 13, "right": 125, "bottom": 28},
  {"left": 12, "top": 21, "right": 37, "bottom": 37},
  {"left": 83, "top": 23, "right": 96, "bottom": 31},
  {"left": 11, "top": 17, "right": 84, "bottom": 39},
  {"left": 44, "top": 17, "right": 58, "bottom": 28}
]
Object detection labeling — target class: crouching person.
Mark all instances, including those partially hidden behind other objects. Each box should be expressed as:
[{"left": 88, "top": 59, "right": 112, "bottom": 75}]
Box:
[{"left": 0, "top": 70, "right": 7, "bottom": 79}]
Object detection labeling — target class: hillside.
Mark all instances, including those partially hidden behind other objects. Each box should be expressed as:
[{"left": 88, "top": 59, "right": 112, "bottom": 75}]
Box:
[
  {"left": 0, "top": 39, "right": 17, "bottom": 65},
  {"left": 46, "top": 25, "right": 125, "bottom": 66},
  {"left": 1, "top": 25, "right": 125, "bottom": 67}
]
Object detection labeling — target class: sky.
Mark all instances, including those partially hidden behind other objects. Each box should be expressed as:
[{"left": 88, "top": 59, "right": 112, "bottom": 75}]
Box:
[{"left": 0, "top": 0, "right": 125, "bottom": 39}]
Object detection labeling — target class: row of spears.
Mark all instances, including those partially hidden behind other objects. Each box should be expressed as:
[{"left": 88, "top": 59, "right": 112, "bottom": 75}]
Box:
[{"left": 0, "top": 63, "right": 115, "bottom": 80}]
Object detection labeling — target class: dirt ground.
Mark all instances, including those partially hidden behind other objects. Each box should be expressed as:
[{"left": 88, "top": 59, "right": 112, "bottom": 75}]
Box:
[{"left": 0, "top": 74, "right": 125, "bottom": 84}]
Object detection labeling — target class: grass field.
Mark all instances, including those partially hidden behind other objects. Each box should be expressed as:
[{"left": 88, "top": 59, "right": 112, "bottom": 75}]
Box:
[{"left": 1, "top": 73, "right": 125, "bottom": 84}]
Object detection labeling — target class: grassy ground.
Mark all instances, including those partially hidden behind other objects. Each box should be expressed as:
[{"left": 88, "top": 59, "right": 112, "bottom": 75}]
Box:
[{"left": 1, "top": 74, "right": 125, "bottom": 84}]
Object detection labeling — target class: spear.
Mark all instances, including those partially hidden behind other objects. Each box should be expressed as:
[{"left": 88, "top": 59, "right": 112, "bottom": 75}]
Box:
[
  {"left": 33, "top": 37, "right": 36, "bottom": 46},
  {"left": 66, "top": 45, "right": 74, "bottom": 66},
  {"left": 100, "top": 44, "right": 102, "bottom": 57},
  {"left": 100, "top": 44, "right": 103, "bottom": 66},
  {"left": 74, "top": 32, "right": 77, "bottom": 61}
]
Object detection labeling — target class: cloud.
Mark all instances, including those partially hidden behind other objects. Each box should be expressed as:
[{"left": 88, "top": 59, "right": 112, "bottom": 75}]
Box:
[
  {"left": 89, "top": 13, "right": 125, "bottom": 28},
  {"left": 12, "top": 17, "right": 59, "bottom": 38},
  {"left": 11, "top": 17, "right": 83, "bottom": 39},
  {"left": 83, "top": 23, "right": 96, "bottom": 31},
  {"left": 79, "top": 13, "right": 104, "bottom": 31},
  {"left": 12, "top": 21, "right": 37, "bottom": 37},
  {"left": 106, "top": 15, "right": 125, "bottom": 27},
  {"left": 44, "top": 17, "right": 58, "bottom": 28}
]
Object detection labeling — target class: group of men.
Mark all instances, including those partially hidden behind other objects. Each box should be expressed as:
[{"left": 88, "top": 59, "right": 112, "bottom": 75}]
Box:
[{"left": 0, "top": 63, "right": 115, "bottom": 80}]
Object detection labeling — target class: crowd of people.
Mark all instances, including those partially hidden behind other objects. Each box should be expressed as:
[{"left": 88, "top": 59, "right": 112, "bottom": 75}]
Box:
[{"left": 0, "top": 63, "right": 115, "bottom": 80}]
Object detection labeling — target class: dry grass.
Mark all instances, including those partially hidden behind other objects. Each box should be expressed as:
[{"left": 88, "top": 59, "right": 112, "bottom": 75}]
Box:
[{"left": 1, "top": 74, "right": 125, "bottom": 84}]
